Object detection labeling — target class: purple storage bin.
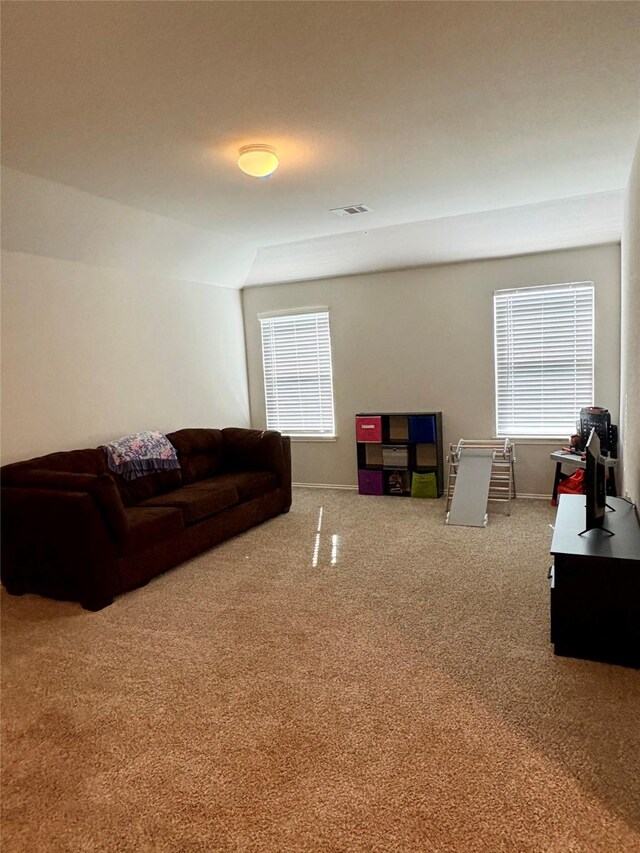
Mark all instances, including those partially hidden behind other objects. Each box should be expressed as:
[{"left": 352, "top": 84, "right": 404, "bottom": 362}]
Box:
[{"left": 358, "top": 469, "right": 384, "bottom": 495}]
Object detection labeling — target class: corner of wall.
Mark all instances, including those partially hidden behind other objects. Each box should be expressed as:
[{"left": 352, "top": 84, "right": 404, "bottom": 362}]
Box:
[{"left": 620, "top": 136, "right": 640, "bottom": 504}]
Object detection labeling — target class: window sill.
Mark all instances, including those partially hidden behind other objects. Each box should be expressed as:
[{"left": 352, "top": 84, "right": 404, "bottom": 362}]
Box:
[
  {"left": 496, "top": 436, "right": 568, "bottom": 445},
  {"left": 289, "top": 435, "right": 337, "bottom": 443}
]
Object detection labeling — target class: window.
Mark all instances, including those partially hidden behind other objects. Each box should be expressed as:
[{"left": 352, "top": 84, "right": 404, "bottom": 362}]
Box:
[
  {"left": 259, "top": 309, "right": 336, "bottom": 438},
  {"left": 494, "top": 282, "right": 594, "bottom": 438}
]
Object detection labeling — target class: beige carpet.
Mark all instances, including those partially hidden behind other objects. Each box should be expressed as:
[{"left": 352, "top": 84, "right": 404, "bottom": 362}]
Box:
[{"left": 2, "top": 489, "right": 639, "bottom": 852}]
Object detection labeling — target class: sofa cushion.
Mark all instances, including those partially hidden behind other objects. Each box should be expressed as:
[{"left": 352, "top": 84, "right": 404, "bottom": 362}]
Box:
[
  {"left": 165, "top": 429, "right": 224, "bottom": 485},
  {"left": 107, "top": 465, "right": 183, "bottom": 507},
  {"left": 139, "top": 483, "right": 238, "bottom": 525},
  {"left": 120, "top": 506, "right": 184, "bottom": 556},
  {"left": 193, "top": 471, "right": 278, "bottom": 504},
  {"left": 221, "top": 428, "right": 285, "bottom": 479}
]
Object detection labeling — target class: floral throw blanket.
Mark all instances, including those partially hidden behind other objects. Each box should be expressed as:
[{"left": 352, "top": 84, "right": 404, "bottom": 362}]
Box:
[{"left": 104, "top": 431, "right": 180, "bottom": 481}]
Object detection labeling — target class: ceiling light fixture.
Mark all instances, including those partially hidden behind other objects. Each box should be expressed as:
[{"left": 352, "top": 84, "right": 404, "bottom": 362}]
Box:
[{"left": 237, "top": 144, "right": 279, "bottom": 178}]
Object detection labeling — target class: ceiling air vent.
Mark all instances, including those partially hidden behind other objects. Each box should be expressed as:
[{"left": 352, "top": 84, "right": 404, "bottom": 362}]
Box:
[{"left": 330, "top": 203, "right": 372, "bottom": 217}]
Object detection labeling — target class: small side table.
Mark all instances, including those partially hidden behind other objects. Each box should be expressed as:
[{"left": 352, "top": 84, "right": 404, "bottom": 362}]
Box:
[{"left": 550, "top": 450, "right": 618, "bottom": 502}]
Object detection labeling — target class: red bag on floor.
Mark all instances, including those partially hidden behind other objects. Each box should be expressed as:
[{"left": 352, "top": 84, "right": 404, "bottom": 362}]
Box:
[{"left": 551, "top": 469, "right": 584, "bottom": 506}]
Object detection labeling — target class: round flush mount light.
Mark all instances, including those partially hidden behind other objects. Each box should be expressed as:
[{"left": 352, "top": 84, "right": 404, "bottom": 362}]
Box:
[{"left": 237, "top": 144, "right": 279, "bottom": 178}]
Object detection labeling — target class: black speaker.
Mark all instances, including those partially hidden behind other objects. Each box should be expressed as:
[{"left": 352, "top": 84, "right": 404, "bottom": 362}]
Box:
[{"left": 579, "top": 407, "right": 615, "bottom": 456}]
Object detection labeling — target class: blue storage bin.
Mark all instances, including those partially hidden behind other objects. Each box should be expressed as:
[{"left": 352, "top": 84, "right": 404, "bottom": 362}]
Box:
[{"left": 408, "top": 415, "right": 436, "bottom": 444}]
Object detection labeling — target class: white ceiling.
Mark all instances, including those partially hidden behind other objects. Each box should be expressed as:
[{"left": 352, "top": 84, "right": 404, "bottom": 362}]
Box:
[{"left": 1, "top": 1, "right": 639, "bottom": 287}]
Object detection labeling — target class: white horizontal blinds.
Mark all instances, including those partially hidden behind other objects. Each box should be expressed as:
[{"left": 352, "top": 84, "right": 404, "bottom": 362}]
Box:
[
  {"left": 260, "top": 311, "right": 336, "bottom": 437},
  {"left": 494, "top": 283, "right": 594, "bottom": 437}
]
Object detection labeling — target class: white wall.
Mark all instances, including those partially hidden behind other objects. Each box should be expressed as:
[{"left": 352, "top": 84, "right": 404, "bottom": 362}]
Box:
[
  {"left": 620, "top": 137, "right": 640, "bottom": 503},
  {"left": 1, "top": 167, "right": 257, "bottom": 288},
  {"left": 1, "top": 250, "right": 250, "bottom": 464},
  {"left": 243, "top": 244, "right": 621, "bottom": 496}
]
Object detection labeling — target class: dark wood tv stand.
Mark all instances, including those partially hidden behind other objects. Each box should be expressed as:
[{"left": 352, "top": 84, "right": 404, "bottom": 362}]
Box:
[{"left": 550, "top": 495, "right": 640, "bottom": 667}]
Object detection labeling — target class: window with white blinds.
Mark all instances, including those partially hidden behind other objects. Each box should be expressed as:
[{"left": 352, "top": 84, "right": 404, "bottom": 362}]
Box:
[
  {"left": 494, "top": 282, "right": 594, "bottom": 438},
  {"left": 259, "top": 310, "right": 336, "bottom": 437}
]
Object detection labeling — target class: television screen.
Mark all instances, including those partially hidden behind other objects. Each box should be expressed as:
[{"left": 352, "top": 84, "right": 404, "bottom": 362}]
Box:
[{"left": 584, "top": 428, "right": 606, "bottom": 532}]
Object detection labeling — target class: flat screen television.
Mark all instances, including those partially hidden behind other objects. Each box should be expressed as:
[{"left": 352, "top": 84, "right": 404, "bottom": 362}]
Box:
[{"left": 581, "top": 428, "right": 613, "bottom": 536}]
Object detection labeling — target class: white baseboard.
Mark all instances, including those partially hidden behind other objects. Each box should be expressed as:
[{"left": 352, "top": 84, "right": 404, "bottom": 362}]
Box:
[
  {"left": 293, "top": 483, "right": 552, "bottom": 501},
  {"left": 515, "top": 493, "right": 552, "bottom": 501},
  {"left": 293, "top": 482, "right": 358, "bottom": 490}
]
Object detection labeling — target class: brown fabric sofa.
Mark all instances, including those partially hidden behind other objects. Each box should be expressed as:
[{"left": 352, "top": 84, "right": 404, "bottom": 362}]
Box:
[{"left": 1, "top": 428, "right": 291, "bottom": 610}]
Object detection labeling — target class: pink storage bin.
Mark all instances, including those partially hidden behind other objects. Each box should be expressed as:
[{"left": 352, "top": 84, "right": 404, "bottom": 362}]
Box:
[{"left": 356, "top": 416, "right": 382, "bottom": 443}]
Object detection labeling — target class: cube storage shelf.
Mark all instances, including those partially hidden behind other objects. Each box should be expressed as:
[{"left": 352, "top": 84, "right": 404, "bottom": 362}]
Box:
[{"left": 355, "top": 412, "right": 444, "bottom": 497}]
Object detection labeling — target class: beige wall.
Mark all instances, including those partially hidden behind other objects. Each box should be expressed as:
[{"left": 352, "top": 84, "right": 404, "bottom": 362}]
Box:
[
  {"left": 620, "top": 137, "right": 640, "bottom": 503},
  {"left": 243, "top": 245, "right": 621, "bottom": 496},
  {"left": 1, "top": 250, "right": 250, "bottom": 464}
]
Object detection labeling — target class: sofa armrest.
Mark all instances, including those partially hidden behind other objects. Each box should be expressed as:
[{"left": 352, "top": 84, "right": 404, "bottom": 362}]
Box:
[
  {"left": 1, "top": 486, "right": 120, "bottom": 608},
  {"left": 280, "top": 435, "right": 291, "bottom": 511},
  {"left": 1, "top": 470, "right": 128, "bottom": 540},
  {"left": 221, "top": 428, "right": 292, "bottom": 508}
]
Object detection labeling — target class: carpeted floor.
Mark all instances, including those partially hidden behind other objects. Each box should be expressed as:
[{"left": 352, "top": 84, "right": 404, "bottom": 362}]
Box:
[{"left": 2, "top": 488, "right": 639, "bottom": 852}]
